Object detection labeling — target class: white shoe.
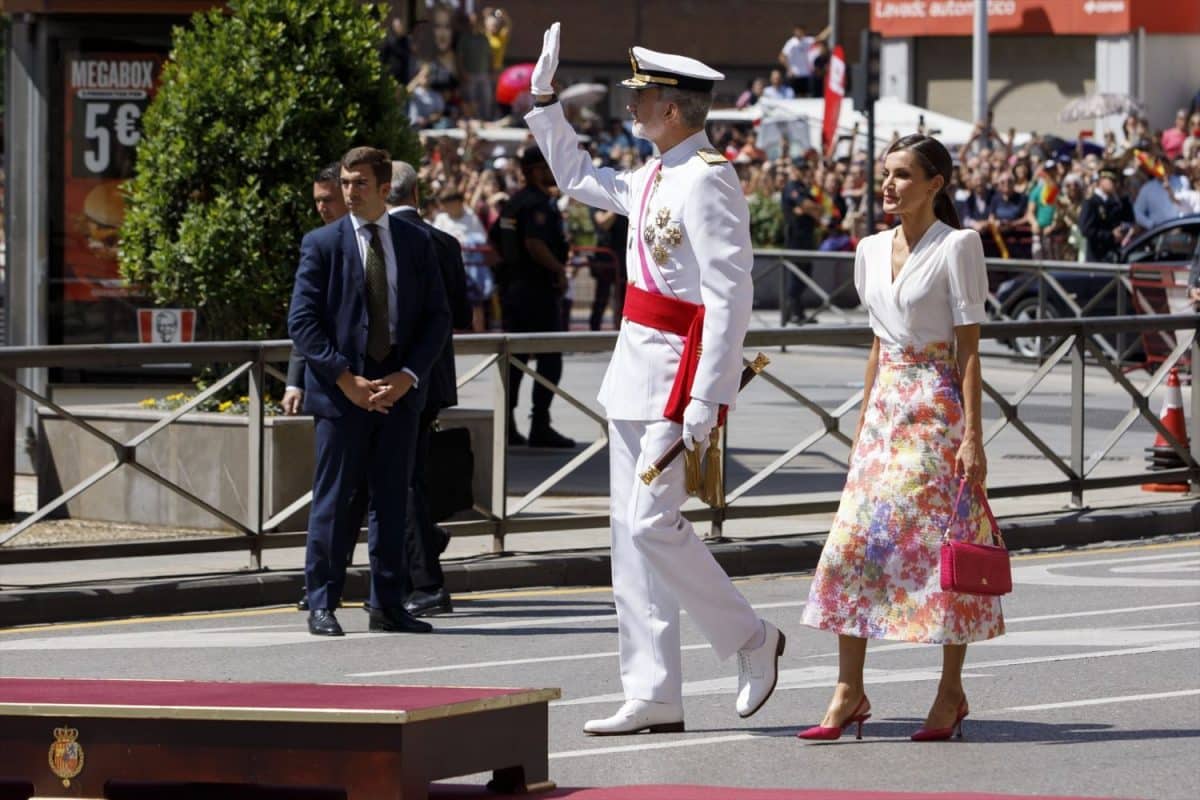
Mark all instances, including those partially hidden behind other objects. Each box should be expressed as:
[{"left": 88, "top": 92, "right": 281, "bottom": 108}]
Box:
[
  {"left": 736, "top": 621, "right": 785, "bottom": 718},
  {"left": 583, "top": 700, "right": 685, "bottom": 736}
]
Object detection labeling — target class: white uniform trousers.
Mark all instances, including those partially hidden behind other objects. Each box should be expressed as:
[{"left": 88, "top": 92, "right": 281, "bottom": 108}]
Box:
[{"left": 608, "top": 418, "right": 761, "bottom": 705}]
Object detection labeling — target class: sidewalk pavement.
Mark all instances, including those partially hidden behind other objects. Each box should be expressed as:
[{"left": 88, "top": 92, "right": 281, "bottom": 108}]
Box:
[{"left": 3, "top": 485, "right": 1197, "bottom": 627}]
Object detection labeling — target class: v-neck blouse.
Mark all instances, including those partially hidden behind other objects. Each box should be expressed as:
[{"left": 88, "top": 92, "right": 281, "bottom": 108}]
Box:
[{"left": 854, "top": 221, "right": 989, "bottom": 347}]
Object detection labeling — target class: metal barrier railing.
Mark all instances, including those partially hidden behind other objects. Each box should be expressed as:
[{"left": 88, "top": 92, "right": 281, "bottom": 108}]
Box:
[
  {"left": 0, "top": 315, "right": 1196, "bottom": 569},
  {"left": 751, "top": 249, "right": 1175, "bottom": 365}
]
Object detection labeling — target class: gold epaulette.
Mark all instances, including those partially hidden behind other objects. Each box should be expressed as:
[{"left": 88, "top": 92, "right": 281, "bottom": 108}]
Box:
[{"left": 696, "top": 147, "right": 727, "bottom": 165}]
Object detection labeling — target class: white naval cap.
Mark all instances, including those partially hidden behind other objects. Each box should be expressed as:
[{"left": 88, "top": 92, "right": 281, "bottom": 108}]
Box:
[{"left": 620, "top": 46, "right": 724, "bottom": 93}]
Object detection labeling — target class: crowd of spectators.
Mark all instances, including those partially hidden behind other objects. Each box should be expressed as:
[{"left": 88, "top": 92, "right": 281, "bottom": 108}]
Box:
[
  {"left": 727, "top": 104, "right": 1200, "bottom": 271},
  {"left": 385, "top": 8, "right": 1200, "bottom": 331}
]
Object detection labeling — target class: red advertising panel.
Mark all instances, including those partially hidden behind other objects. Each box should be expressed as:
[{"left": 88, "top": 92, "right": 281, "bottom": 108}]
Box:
[
  {"left": 61, "top": 52, "right": 163, "bottom": 305},
  {"left": 871, "top": 1, "right": 1200, "bottom": 37}
]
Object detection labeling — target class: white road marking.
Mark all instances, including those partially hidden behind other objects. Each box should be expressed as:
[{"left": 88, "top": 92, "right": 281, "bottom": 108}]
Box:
[
  {"left": 995, "top": 688, "right": 1200, "bottom": 713},
  {"left": 1111, "top": 558, "right": 1200, "bottom": 574},
  {"left": 551, "top": 732, "right": 790, "bottom": 760},
  {"left": 971, "top": 627, "right": 1200, "bottom": 648},
  {"left": 351, "top": 601, "right": 1200, "bottom": 678},
  {"left": 548, "top": 689, "right": 1200, "bottom": 759},
  {"left": 1014, "top": 551, "right": 1200, "bottom": 588},
  {"left": 433, "top": 600, "right": 807, "bottom": 633},
  {"left": 999, "top": 601, "right": 1200, "bottom": 624},
  {"left": 553, "top": 640, "right": 1200, "bottom": 707}
]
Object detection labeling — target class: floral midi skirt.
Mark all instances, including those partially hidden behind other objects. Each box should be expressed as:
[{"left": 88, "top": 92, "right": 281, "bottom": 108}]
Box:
[{"left": 801, "top": 342, "right": 1005, "bottom": 644}]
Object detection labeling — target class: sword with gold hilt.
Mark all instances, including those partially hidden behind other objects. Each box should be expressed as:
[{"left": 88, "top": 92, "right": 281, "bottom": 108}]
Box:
[{"left": 639, "top": 353, "right": 771, "bottom": 506}]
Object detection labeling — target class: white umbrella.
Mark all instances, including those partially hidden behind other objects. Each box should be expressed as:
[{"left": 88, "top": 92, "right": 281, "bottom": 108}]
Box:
[
  {"left": 560, "top": 82, "right": 608, "bottom": 108},
  {"left": 1059, "top": 93, "right": 1145, "bottom": 123}
]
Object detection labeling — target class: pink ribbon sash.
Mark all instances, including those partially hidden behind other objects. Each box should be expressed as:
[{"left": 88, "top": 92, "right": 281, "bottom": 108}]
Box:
[{"left": 635, "top": 161, "right": 664, "bottom": 295}]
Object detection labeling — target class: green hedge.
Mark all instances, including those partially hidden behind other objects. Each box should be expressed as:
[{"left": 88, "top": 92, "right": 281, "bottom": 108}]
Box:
[{"left": 120, "top": 0, "right": 419, "bottom": 341}]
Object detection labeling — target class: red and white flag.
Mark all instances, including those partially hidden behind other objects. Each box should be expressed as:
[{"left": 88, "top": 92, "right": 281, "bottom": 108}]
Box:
[{"left": 822, "top": 45, "right": 846, "bottom": 158}]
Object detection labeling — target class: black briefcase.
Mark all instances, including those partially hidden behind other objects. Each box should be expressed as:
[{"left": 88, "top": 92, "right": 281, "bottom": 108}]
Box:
[{"left": 427, "top": 426, "right": 474, "bottom": 522}]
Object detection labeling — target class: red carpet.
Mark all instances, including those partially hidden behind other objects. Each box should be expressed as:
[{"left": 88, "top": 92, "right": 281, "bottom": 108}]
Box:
[{"left": 431, "top": 786, "right": 1135, "bottom": 800}]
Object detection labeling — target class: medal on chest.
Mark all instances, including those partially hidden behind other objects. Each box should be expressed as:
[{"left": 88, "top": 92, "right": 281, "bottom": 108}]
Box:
[{"left": 641, "top": 172, "right": 684, "bottom": 266}]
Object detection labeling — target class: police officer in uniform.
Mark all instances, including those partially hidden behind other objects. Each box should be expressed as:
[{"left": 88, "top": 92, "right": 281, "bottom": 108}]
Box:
[
  {"left": 496, "top": 146, "right": 577, "bottom": 448},
  {"left": 1079, "top": 165, "right": 1134, "bottom": 263},
  {"left": 525, "top": 24, "right": 784, "bottom": 735}
]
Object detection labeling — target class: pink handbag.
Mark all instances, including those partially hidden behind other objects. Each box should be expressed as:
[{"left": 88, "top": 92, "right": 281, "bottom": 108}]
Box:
[{"left": 940, "top": 479, "right": 1012, "bottom": 596}]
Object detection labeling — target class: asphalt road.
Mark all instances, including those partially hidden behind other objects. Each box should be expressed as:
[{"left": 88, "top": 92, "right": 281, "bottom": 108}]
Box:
[{"left": 2, "top": 538, "right": 1198, "bottom": 799}]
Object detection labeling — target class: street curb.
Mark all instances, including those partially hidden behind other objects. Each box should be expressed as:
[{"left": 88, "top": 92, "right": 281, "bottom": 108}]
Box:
[{"left": 2, "top": 500, "right": 1198, "bottom": 628}]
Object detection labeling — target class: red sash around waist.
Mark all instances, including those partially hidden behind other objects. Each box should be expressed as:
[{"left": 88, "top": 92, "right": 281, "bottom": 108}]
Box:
[{"left": 623, "top": 284, "right": 724, "bottom": 425}]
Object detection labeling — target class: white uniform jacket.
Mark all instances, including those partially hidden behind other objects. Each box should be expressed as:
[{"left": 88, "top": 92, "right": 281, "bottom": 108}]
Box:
[{"left": 525, "top": 102, "right": 754, "bottom": 421}]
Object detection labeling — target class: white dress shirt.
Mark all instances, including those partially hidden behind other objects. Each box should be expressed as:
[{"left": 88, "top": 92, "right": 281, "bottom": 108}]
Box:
[
  {"left": 350, "top": 211, "right": 419, "bottom": 384},
  {"left": 433, "top": 208, "right": 488, "bottom": 247},
  {"left": 781, "top": 35, "right": 814, "bottom": 77},
  {"left": 350, "top": 210, "right": 399, "bottom": 337},
  {"left": 855, "top": 221, "right": 989, "bottom": 347}
]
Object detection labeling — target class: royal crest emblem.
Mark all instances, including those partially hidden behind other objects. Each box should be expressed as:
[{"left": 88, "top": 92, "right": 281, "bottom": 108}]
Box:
[{"left": 48, "top": 726, "right": 85, "bottom": 788}]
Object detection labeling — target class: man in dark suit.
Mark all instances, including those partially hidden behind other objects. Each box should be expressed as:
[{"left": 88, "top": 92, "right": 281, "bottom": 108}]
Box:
[
  {"left": 289, "top": 146, "right": 451, "bottom": 637},
  {"left": 387, "top": 161, "right": 471, "bottom": 617},
  {"left": 285, "top": 162, "right": 347, "bottom": 416},
  {"left": 1080, "top": 166, "right": 1134, "bottom": 263}
]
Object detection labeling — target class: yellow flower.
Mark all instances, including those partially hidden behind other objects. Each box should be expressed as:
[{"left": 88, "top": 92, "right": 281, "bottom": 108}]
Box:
[
  {"left": 166, "top": 392, "right": 186, "bottom": 402},
  {"left": 218, "top": 400, "right": 234, "bottom": 412},
  {"left": 238, "top": 395, "right": 249, "bottom": 404},
  {"left": 139, "top": 398, "right": 157, "bottom": 407}
]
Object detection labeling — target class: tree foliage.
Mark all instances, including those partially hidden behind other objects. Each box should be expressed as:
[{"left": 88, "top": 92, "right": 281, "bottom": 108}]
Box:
[{"left": 120, "top": 0, "right": 419, "bottom": 340}]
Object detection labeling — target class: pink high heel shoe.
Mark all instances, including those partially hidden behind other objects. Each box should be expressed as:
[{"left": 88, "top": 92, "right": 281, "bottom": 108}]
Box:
[
  {"left": 911, "top": 699, "right": 969, "bottom": 741},
  {"left": 797, "top": 696, "right": 872, "bottom": 741}
]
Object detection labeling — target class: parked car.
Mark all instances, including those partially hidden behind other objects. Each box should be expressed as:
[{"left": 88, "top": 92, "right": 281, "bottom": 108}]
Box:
[{"left": 994, "top": 214, "right": 1200, "bottom": 358}]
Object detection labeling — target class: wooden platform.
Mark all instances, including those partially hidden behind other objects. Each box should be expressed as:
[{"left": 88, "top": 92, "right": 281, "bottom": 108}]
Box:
[{"left": 0, "top": 677, "right": 560, "bottom": 799}]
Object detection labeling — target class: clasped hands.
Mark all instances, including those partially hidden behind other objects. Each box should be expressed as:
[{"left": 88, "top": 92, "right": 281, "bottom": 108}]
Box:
[{"left": 338, "top": 370, "right": 414, "bottom": 413}]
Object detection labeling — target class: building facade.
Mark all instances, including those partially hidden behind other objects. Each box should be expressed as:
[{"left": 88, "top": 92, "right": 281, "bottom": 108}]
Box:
[{"left": 872, "top": 1, "right": 1200, "bottom": 136}]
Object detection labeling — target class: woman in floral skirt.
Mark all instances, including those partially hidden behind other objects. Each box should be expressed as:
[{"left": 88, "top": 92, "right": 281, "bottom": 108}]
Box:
[{"left": 798, "top": 134, "right": 1004, "bottom": 742}]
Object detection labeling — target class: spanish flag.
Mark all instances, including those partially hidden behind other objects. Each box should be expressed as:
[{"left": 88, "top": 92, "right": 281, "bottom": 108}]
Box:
[
  {"left": 1040, "top": 181, "right": 1059, "bottom": 205},
  {"left": 1135, "top": 149, "right": 1166, "bottom": 179}
]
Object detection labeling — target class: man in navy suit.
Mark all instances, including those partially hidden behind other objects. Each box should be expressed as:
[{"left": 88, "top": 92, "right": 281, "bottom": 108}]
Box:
[
  {"left": 387, "top": 161, "right": 472, "bottom": 617},
  {"left": 289, "top": 146, "right": 451, "bottom": 637}
]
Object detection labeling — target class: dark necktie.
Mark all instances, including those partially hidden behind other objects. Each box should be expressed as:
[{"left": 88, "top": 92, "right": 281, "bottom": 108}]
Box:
[{"left": 365, "top": 223, "right": 391, "bottom": 362}]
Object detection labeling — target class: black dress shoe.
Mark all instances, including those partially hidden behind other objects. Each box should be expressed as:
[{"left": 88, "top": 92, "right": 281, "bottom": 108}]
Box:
[
  {"left": 404, "top": 587, "right": 454, "bottom": 617},
  {"left": 307, "top": 610, "right": 344, "bottom": 637},
  {"left": 508, "top": 427, "right": 528, "bottom": 446},
  {"left": 297, "top": 588, "right": 309, "bottom": 611},
  {"left": 367, "top": 605, "right": 434, "bottom": 633},
  {"left": 528, "top": 423, "right": 576, "bottom": 448}
]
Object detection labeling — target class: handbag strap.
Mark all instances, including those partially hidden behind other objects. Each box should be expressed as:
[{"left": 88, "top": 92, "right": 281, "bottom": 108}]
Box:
[{"left": 943, "top": 478, "right": 1004, "bottom": 547}]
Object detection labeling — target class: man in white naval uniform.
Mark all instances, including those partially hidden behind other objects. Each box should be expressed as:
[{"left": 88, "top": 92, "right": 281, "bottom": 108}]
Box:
[{"left": 525, "top": 23, "right": 785, "bottom": 735}]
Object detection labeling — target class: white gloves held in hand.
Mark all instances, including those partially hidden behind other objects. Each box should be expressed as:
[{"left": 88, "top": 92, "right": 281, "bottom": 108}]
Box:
[
  {"left": 531, "top": 22, "right": 560, "bottom": 96},
  {"left": 682, "top": 398, "right": 720, "bottom": 452}
]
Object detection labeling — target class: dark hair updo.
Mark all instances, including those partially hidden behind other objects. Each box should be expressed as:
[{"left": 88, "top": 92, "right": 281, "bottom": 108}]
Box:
[{"left": 884, "top": 134, "right": 961, "bottom": 229}]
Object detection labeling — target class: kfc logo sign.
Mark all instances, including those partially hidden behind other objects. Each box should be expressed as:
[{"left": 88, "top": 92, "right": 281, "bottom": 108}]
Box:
[{"left": 138, "top": 309, "right": 196, "bottom": 343}]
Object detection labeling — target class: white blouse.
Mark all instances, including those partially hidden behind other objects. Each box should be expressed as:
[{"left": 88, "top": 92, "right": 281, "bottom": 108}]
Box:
[{"left": 854, "top": 221, "right": 989, "bottom": 347}]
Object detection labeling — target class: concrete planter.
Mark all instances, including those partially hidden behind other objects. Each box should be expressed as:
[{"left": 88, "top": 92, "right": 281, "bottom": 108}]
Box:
[{"left": 36, "top": 406, "right": 492, "bottom": 532}]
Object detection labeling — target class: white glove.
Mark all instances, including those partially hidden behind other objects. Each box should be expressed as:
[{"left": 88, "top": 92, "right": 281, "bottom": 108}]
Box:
[
  {"left": 531, "top": 22, "right": 560, "bottom": 96},
  {"left": 682, "top": 399, "right": 720, "bottom": 452}
]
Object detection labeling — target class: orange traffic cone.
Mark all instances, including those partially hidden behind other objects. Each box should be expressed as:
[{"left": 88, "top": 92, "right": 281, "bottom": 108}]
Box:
[{"left": 1143, "top": 368, "right": 1191, "bottom": 492}]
